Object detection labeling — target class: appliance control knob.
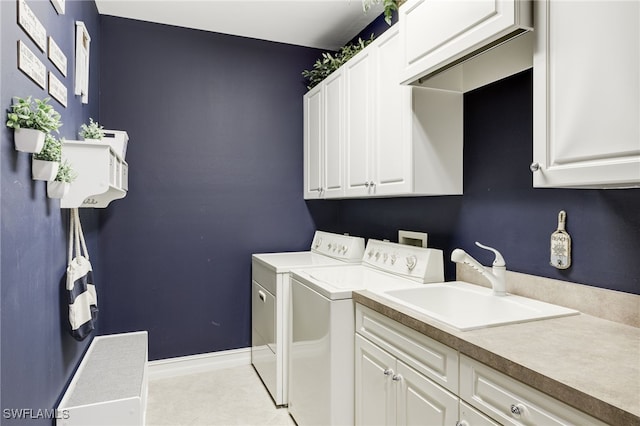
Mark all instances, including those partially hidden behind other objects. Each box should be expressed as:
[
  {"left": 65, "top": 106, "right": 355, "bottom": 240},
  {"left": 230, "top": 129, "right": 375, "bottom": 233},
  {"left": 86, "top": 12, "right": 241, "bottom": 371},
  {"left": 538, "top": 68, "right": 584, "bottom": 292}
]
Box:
[
  {"left": 375, "top": 251, "right": 381, "bottom": 260},
  {"left": 314, "top": 237, "right": 322, "bottom": 248},
  {"left": 406, "top": 255, "right": 417, "bottom": 271},
  {"left": 390, "top": 254, "right": 397, "bottom": 265},
  {"left": 343, "top": 245, "right": 349, "bottom": 254},
  {"left": 383, "top": 253, "right": 388, "bottom": 262},
  {"left": 367, "top": 250, "right": 374, "bottom": 258}
]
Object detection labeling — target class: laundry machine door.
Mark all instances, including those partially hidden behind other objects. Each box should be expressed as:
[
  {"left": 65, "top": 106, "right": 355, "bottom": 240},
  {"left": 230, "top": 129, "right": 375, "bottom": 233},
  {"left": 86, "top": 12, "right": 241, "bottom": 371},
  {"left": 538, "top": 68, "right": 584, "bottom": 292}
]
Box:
[{"left": 251, "top": 280, "right": 277, "bottom": 400}]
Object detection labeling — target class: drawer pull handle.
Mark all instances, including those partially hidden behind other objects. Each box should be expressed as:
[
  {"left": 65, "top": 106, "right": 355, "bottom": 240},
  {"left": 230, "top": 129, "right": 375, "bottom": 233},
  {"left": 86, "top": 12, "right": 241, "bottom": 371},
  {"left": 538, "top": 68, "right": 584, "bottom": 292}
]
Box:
[
  {"left": 392, "top": 374, "right": 403, "bottom": 382},
  {"left": 258, "top": 291, "right": 266, "bottom": 302},
  {"left": 510, "top": 403, "right": 527, "bottom": 418},
  {"left": 383, "top": 368, "right": 394, "bottom": 376}
]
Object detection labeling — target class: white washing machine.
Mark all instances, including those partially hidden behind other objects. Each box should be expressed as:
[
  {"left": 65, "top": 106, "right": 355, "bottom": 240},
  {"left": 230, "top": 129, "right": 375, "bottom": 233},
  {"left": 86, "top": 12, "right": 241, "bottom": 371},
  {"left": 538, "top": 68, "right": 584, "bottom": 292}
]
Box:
[
  {"left": 251, "top": 231, "right": 365, "bottom": 406},
  {"left": 288, "top": 239, "right": 444, "bottom": 426}
]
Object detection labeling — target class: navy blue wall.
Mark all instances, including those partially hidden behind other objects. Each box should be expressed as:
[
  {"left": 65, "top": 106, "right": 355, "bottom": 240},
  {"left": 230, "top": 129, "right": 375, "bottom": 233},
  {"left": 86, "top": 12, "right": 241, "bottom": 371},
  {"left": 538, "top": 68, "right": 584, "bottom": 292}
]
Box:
[
  {"left": 98, "top": 17, "right": 323, "bottom": 360},
  {"left": 312, "top": 70, "right": 640, "bottom": 295},
  {"left": 1, "top": 0, "right": 101, "bottom": 423}
]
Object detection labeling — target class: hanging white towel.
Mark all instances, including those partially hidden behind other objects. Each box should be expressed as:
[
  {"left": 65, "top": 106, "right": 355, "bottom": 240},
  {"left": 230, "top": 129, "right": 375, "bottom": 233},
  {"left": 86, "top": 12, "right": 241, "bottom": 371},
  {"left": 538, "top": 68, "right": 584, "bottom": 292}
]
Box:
[{"left": 66, "top": 208, "right": 98, "bottom": 340}]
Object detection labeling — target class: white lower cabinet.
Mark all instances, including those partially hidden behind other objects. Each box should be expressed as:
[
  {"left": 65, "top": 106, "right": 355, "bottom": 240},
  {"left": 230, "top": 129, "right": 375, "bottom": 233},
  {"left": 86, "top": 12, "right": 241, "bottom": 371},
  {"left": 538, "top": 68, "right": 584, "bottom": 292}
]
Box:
[
  {"left": 355, "top": 304, "right": 607, "bottom": 426},
  {"left": 460, "top": 355, "right": 607, "bottom": 426},
  {"left": 355, "top": 334, "right": 458, "bottom": 426}
]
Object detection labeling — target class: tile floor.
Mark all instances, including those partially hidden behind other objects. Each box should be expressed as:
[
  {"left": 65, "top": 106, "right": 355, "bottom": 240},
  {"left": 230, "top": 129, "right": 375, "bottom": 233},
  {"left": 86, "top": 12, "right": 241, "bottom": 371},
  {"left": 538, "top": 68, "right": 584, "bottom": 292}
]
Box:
[{"left": 146, "top": 365, "right": 296, "bottom": 426}]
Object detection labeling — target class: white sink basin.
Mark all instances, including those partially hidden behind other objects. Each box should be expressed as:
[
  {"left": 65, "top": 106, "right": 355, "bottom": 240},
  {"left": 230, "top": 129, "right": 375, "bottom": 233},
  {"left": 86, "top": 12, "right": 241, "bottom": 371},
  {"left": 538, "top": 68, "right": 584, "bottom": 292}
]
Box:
[{"left": 383, "top": 281, "right": 579, "bottom": 331}]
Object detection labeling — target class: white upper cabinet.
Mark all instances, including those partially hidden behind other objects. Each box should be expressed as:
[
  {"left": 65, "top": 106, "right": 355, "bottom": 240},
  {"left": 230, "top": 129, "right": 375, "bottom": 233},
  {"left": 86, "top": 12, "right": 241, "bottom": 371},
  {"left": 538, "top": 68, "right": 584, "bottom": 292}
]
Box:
[
  {"left": 303, "top": 69, "right": 345, "bottom": 199},
  {"left": 532, "top": 0, "right": 640, "bottom": 188},
  {"left": 345, "top": 46, "right": 375, "bottom": 197},
  {"left": 314, "top": 26, "right": 463, "bottom": 198},
  {"left": 399, "top": 0, "right": 532, "bottom": 85}
]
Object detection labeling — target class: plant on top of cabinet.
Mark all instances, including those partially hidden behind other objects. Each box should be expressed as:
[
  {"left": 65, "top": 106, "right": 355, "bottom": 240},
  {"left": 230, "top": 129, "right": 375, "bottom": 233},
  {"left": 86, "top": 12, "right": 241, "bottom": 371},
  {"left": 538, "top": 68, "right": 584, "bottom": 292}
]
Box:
[
  {"left": 79, "top": 118, "right": 105, "bottom": 142},
  {"left": 362, "top": 0, "right": 406, "bottom": 25},
  {"left": 32, "top": 134, "right": 62, "bottom": 181},
  {"left": 47, "top": 160, "right": 77, "bottom": 199},
  {"left": 302, "top": 35, "right": 375, "bottom": 89},
  {"left": 6, "top": 96, "right": 62, "bottom": 153}
]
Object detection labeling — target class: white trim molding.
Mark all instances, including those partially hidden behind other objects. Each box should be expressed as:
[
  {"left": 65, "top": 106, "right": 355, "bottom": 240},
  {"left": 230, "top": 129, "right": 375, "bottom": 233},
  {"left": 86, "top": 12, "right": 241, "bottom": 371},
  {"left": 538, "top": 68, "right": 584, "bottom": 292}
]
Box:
[{"left": 148, "top": 347, "right": 251, "bottom": 381}]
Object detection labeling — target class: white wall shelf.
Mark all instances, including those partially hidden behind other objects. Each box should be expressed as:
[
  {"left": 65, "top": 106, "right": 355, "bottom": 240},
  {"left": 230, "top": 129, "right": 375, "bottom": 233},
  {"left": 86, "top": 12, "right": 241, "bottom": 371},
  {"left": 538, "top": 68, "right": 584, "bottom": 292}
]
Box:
[{"left": 60, "top": 140, "right": 128, "bottom": 208}]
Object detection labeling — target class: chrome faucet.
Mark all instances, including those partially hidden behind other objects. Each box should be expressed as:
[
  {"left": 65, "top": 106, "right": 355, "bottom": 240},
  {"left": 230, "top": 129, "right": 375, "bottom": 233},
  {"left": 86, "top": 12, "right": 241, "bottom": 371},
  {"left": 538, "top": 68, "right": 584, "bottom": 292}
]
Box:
[{"left": 451, "top": 242, "right": 506, "bottom": 296}]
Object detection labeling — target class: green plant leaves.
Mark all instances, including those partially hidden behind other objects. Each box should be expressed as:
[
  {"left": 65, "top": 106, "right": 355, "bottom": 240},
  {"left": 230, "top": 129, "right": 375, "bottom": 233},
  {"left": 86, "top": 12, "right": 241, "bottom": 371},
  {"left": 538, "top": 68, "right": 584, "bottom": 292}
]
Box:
[
  {"left": 6, "top": 96, "right": 62, "bottom": 133},
  {"left": 79, "top": 117, "right": 105, "bottom": 140},
  {"left": 302, "top": 34, "right": 376, "bottom": 90},
  {"left": 33, "top": 134, "right": 62, "bottom": 162}
]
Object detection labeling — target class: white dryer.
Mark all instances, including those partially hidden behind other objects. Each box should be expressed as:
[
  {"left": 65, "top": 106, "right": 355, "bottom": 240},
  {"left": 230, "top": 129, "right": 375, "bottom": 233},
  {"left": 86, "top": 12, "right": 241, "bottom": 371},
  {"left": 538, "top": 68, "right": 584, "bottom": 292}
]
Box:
[
  {"left": 288, "top": 239, "right": 444, "bottom": 426},
  {"left": 251, "top": 231, "right": 365, "bottom": 406}
]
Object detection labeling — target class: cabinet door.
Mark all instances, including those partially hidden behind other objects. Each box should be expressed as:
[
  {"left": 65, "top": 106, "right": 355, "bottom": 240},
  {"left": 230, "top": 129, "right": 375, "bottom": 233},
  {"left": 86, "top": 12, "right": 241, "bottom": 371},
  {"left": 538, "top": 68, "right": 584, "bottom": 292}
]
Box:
[
  {"left": 303, "top": 85, "right": 323, "bottom": 199},
  {"left": 532, "top": 1, "right": 640, "bottom": 188},
  {"left": 345, "top": 49, "right": 374, "bottom": 197},
  {"left": 323, "top": 70, "right": 345, "bottom": 198},
  {"left": 396, "top": 360, "right": 459, "bottom": 426},
  {"left": 459, "top": 401, "right": 500, "bottom": 426},
  {"left": 372, "top": 25, "right": 413, "bottom": 196},
  {"left": 355, "top": 335, "right": 396, "bottom": 426},
  {"left": 400, "top": 0, "right": 532, "bottom": 84}
]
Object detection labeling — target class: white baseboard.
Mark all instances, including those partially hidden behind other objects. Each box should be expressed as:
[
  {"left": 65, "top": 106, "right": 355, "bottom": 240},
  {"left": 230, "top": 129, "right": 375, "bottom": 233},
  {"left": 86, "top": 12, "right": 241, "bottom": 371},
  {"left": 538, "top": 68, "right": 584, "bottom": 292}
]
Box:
[{"left": 148, "top": 347, "right": 251, "bottom": 381}]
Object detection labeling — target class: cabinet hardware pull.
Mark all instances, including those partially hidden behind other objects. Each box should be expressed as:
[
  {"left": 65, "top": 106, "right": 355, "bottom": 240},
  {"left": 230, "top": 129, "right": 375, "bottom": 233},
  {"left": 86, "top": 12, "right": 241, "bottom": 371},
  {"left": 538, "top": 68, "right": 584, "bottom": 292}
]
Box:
[
  {"left": 510, "top": 403, "right": 527, "bottom": 418},
  {"left": 392, "top": 374, "right": 403, "bottom": 382},
  {"left": 530, "top": 162, "right": 541, "bottom": 172},
  {"left": 383, "top": 368, "right": 394, "bottom": 376},
  {"left": 258, "top": 291, "right": 266, "bottom": 302}
]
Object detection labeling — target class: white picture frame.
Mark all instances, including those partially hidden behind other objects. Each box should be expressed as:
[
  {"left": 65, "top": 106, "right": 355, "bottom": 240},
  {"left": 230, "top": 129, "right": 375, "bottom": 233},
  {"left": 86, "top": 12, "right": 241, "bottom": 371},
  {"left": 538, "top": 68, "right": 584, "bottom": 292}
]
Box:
[
  {"left": 48, "top": 36, "right": 67, "bottom": 76},
  {"left": 18, "top": 0, "right": 47, "bottom": 52},
  {"left": 18, "top": 40, "right": 47, "bottom": 89},
  {"left": 51, "top": 0, "right": 65, "bottom": 15},
  {"left": 74, "top": 21, "right": 90, "bottom": 104},
  {"left": 49, "top": 72, "right": 68, "bottom": 107}
]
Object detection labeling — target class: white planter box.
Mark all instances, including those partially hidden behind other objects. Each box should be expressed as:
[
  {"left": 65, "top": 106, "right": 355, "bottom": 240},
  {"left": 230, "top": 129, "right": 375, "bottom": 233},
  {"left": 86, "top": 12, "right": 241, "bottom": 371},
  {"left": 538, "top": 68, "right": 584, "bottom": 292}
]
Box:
[
  {"left": 32, "top": 158, "right": 60, "bottom": 181},
  {"left": 47, "top": 181, "right": 70, "bottom": 198},
  {"left": 14, "top": 128, "right": 46, "bottom": 153}
]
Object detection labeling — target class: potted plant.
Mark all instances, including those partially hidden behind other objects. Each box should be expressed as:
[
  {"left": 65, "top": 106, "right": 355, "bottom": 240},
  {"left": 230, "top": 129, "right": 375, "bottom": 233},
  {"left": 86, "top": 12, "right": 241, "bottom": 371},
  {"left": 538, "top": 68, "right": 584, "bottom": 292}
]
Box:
[
  {"left": 32, "top": 134, "right": 62, "bottom": 181},
  {"left": 6, "top": 96, "right": 62, "bottom": 153},
  {"left": 47, "top": 160, "right": 76, "bottom": 199},
  {"left": 79, "top": 118, "right": 105, "bottom": 142},
  {"left": 302, "top": 35, "right": 375, "bottom": 90},
  {"left": 362, "top": 0, "right": 405, "bottom": 25}
]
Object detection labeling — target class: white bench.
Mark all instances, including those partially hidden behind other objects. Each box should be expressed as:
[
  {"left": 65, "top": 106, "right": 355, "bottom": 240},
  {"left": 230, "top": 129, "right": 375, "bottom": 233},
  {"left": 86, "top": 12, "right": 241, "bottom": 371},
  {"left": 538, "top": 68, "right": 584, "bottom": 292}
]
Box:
[{"left": 57, "top": 331, "right": 148, "bottom": 426}]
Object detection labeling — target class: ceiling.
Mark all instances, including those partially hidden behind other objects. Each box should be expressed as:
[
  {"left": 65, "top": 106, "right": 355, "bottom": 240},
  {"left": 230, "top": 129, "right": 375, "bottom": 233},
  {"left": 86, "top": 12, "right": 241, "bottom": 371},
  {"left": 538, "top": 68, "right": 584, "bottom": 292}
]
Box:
[{"left": 94, "top": 1, "right": 385, "bottom": 51}]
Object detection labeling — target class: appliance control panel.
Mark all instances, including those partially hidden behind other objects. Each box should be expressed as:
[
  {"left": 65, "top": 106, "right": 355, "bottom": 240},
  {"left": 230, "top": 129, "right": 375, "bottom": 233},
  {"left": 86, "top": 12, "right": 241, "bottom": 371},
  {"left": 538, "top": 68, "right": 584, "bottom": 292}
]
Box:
[
  {"left": 311, "top": 231, "right": 365, "bottom": 262},
  {"left": 363, "top": 239, "right": 444, "bottom": 283}
]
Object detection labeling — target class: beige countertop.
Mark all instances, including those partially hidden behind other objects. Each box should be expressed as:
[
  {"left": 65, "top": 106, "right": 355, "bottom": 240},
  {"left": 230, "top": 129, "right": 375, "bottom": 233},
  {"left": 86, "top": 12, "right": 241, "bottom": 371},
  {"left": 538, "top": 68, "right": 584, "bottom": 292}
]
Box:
[{"left": 353, "top": 290, "right": 640, "bottom": 425}]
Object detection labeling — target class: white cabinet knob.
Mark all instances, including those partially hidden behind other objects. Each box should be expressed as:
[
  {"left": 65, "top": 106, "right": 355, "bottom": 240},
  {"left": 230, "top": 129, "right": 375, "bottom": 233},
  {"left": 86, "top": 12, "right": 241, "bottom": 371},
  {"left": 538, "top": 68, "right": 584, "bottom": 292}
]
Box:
[{"left": 530, "top": 162, "right": 541, "bottom": 172}]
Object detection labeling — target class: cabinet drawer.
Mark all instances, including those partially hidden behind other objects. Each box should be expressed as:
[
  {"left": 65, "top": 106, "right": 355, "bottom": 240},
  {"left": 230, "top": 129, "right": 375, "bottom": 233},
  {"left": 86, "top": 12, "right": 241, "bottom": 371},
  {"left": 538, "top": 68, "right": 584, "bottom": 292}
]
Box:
[
  {"left": 460, "top": 355, "right": 607, "bottom": 425},
  {"left": 356, "top": 304, "right": 458, "bottom": 393}
]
